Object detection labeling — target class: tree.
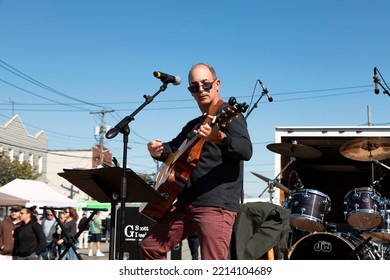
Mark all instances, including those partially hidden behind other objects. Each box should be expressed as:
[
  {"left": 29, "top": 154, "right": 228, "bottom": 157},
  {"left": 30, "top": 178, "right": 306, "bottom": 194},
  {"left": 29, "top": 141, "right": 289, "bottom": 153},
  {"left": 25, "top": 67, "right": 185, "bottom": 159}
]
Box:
[{"left": 0, "top": 157, "right": 40, "bottom": 186}]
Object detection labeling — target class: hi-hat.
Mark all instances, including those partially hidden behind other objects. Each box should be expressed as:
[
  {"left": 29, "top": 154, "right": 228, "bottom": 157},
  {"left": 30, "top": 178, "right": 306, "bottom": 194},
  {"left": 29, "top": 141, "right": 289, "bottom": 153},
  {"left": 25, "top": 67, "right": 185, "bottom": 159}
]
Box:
[
  {"left": 251, "top": 171, "right": 290, "bottom": 194},
  {"left": 340, "top": 137, "right": 390, "bottom": 161},
  {"left": 266, "top": 143, "right": 322, "bottom": 159}
]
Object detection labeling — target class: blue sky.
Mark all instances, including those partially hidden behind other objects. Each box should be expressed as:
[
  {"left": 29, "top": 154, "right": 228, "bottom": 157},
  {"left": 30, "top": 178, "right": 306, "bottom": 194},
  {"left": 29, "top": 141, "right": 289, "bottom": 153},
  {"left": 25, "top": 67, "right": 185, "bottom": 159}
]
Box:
[{"left": 0, "top": 0, "right": 389, "bottom": 198}]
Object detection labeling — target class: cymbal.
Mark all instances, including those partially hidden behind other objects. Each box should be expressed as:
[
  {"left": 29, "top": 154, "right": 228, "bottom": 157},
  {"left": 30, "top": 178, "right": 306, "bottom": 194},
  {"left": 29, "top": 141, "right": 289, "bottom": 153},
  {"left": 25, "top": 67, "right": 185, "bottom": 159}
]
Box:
[
  {"left": 266, "top": 143, "right": 322, "bottom": 159},
  {"left": 250, "top": 171, "right": 290, "bottom": 194},
  {"left": 340, "top": 137, "right": 390, "bottom": 161},
  {"left": 360, "top": 232, "right": 390, "bottom": 244}
]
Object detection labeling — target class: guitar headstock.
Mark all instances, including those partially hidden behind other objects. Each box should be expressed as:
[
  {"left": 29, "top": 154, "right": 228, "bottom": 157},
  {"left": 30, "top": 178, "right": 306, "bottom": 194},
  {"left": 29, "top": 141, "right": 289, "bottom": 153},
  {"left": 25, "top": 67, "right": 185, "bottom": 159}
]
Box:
[{"left": 215, "top": 98, "right": 248, "bottom": 127}]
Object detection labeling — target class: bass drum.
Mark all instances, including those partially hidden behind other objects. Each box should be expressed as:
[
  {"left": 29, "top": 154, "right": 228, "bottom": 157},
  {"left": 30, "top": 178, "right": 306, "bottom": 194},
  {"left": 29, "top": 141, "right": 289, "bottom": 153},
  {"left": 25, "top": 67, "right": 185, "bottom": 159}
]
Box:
[{"left": 288, "top": 232, "right": 375, "bottom": 260}]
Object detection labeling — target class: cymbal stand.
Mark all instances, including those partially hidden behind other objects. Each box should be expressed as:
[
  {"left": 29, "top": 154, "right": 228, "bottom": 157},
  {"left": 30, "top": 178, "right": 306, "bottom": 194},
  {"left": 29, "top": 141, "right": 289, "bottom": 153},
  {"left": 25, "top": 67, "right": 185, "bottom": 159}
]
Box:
[
  {"left": 370, "top": 157, "right": 390, "bottom": 171},
  {"left": 259, "top": 156, "right": 296, "bottom": 203}
]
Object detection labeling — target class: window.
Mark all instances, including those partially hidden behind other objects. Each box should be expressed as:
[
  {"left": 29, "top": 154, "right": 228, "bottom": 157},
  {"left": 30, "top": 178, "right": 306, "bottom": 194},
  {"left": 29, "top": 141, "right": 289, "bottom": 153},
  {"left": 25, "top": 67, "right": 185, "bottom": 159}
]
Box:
[
  {"left": 18, "top": 152, "right": 24, "bottom": 164},
  {"left": 9, "top": 149, "right": 14, "bottom": 161},
  {"left": 29, "top": 154, "right": 34, "bottom": 166},
  {"left": 38, "top": 156, "right": 43, "bottom": 174}
]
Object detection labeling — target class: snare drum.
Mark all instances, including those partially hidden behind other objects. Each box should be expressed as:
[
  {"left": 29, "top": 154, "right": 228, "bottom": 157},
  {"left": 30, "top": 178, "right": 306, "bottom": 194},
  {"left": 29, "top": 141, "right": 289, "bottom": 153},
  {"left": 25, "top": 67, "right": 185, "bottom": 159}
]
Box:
[
  {"left": 344, "top": 187, "right": 383, "bottom": 230},
  {"left": 287, "top": 188, "right": 331, "bottom": 232},
  {"left": 288, "top": 232, "right": 375, "bottom": 260}
]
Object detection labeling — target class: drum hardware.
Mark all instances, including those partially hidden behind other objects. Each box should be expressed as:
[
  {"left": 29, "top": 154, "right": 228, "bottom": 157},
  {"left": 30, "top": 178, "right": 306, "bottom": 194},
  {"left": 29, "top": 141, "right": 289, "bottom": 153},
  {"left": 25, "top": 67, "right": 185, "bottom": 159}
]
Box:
[
  {"left": 370, "top": 242, "right": 390, "bottom": 260},
  {"left": 251, "top": 154, "right": 295, "bottom": 203},
  {"left": 250, "top": 171, "right": 290, "bottom": 194},
  {"left": 255, "top": 140, "right": 321, "bottom": 203},
  {"left": 371, "top": 243, "right": 390, "bottom": 260},
  {"left": 346, "top": 236, "right": 372, "bottom": 260}
]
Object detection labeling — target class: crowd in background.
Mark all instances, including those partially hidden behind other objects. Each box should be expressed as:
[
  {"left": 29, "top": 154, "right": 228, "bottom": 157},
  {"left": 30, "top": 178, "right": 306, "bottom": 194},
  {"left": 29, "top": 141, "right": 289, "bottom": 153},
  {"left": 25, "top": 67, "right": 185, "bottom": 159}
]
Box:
[{"left": 0, "top": 205, "right": 110, "bottom": 260}]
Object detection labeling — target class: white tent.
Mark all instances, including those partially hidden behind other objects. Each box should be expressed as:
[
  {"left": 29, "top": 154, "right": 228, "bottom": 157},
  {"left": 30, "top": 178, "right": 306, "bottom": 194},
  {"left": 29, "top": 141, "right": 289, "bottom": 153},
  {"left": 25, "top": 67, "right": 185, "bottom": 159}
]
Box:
[
  {"left": 0, "top": 192, "right": 28, "bottom": 206},
  {"left": 0, "top": 179, "right": 77, "bottom": 208}
]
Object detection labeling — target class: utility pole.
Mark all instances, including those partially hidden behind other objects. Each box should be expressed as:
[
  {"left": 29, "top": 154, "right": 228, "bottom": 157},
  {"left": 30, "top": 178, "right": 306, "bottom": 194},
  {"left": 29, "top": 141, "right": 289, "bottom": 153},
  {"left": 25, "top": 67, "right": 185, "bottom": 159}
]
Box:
[
  {"left": 367, "top": 104, "right": 372, "bottom": 126},
  {"left": 8, "top": 98, "right": 15, "bottom": 116},
  {"left": 90, "top": 108, "right": 114, "bottom": 165}
]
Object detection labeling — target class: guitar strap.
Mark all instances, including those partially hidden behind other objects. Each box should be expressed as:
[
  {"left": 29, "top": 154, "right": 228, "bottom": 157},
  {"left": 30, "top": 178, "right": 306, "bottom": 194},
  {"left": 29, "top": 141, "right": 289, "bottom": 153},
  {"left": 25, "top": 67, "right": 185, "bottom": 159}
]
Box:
[{"left": 186, "top": 99, "right": 224, "bottom": 164}]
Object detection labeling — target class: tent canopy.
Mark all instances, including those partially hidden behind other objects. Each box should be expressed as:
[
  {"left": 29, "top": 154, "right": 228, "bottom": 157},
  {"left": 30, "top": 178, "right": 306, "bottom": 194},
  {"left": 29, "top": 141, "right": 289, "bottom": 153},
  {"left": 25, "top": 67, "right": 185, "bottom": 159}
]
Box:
[
  {"left": 0, "top": 192, "right": 28, "bottom": 206},
  {"left": 0, "top": 179, "right": 77, "bottom": 208}
]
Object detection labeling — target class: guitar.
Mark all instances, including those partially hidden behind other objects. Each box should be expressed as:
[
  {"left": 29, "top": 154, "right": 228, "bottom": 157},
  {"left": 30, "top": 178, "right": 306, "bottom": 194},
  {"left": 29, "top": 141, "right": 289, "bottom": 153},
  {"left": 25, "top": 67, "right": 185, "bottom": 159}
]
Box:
[{"left": 139, "top": 101, "right": 248, "bottom": 222}]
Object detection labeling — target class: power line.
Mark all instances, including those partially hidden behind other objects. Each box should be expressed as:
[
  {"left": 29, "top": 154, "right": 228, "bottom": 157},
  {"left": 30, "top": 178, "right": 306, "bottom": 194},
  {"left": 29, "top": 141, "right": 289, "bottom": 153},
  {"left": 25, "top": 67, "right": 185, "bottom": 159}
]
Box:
[
  {"left": 0, "top": 77, "right": 90, "bottom": 111},
  {"left": 0, "top": 59, "right": 102, "bottom": 108},
  {"left": 0, "top": 87, "right": 373, "bottom": 112}
]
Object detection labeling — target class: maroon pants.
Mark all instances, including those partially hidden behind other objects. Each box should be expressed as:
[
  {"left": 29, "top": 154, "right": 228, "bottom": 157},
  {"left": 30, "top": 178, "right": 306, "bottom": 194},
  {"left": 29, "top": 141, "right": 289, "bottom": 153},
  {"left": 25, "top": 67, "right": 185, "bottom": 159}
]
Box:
[{"left": 140, "top": 201, "right": 237, "bottom": 260}]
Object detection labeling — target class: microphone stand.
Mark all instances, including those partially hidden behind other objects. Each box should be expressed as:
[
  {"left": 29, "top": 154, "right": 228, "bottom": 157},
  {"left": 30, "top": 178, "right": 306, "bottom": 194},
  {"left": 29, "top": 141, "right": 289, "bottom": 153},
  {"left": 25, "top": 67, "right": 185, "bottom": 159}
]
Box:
[
  {"left": 374, "top": 71, "right": 390, "bottom": 97},
  {"left": 244, "top": 80, "right": 270, "bottom": 203},
  {"left": 244, "top": 86, "right": 266, "bottom": 120},
  {"left": 105, "top": 82, "right": 169, "bottom": 260},
  {"left": 378, "top": 82, "right": 390, "bottom": 97}
]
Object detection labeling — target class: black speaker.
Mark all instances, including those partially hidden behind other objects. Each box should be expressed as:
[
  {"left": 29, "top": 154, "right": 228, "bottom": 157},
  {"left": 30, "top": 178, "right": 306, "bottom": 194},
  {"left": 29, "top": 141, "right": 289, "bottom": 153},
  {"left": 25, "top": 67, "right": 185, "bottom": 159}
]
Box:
[
  {"left": 115, "top": 204, "right": 182, "bottom": 260},
  {"left": 115, "top": 204, "right": 155, "bottom": 260}
]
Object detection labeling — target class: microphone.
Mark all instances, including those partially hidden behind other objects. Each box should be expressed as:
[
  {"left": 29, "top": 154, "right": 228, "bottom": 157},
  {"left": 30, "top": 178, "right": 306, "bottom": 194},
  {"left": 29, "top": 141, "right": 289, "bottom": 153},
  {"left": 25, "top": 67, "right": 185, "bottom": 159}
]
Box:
[
  {"left": 153, "top": 71, "right": 181, "bottom": 85},
  {"left": 292, "top": 171, "right": 304, "bottom": 189},
  {"left": 259, "top": 80, "right": 273, "bottom": 102},
  {"left": 374, "top": 67, "right": 380, "bottom": 94},
  {"left": 296, "top": 175, "right": 304, "bottom": 189},
  {"left": 371, "top": 173, "right": 388, "bottom": 190}
]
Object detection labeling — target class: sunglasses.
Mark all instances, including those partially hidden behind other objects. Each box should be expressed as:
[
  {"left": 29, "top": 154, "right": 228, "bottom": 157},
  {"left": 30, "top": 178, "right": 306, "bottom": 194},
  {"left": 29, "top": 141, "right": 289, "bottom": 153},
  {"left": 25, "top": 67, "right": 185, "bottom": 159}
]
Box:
[{"left": 187, "top": 80, "right": 216, "bottom": 94}]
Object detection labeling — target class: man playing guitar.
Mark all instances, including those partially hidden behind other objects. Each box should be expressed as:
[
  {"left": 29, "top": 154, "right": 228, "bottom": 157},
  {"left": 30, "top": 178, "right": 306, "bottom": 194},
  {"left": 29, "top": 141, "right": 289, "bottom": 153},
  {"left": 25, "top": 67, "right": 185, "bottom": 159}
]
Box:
[{"left": 140, "top": 63, "right": 253, "bottom": 260}]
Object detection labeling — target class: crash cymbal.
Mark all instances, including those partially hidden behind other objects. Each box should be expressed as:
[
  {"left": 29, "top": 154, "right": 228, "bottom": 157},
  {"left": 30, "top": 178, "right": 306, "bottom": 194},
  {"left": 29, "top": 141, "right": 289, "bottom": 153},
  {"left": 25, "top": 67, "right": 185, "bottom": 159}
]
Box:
[
  {"left": 266, "top": 143, "right": 322, "bottom": 159},
  {"left": 250, "top": 171, "right": 290, "bottom": 194},
  {"left": 340, "top": 137, "right": 390, "bottom": 161}
]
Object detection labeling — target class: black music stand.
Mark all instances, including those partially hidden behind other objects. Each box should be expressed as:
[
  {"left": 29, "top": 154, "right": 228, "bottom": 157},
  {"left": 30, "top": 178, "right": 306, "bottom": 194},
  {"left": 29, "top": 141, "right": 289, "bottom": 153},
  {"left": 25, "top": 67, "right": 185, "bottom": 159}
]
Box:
[{"left": 58, "top": 167, "right": 165, "bottom": 260}]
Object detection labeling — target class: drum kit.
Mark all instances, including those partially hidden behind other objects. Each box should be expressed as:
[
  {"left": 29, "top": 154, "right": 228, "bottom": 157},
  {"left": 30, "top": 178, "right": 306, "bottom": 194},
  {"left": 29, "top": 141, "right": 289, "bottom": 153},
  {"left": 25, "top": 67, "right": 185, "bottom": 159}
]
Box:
[{"left": 252, "top": 137, "right": 390, "bottom": 260}]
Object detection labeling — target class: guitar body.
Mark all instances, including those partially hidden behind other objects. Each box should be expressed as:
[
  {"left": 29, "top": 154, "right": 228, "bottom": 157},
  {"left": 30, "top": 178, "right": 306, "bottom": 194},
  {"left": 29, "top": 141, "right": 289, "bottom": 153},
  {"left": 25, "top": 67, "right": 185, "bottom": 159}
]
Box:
[{"left": 139, "top": 149, "right": 195, "bottom": 222}]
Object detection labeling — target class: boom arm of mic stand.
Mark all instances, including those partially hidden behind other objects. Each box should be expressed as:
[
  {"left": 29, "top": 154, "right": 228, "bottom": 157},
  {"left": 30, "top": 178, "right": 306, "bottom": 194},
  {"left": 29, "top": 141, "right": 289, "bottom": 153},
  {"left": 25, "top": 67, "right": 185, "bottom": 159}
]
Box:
[{"left": 106, "top": 83, "right": 168, "bottom": 139}]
